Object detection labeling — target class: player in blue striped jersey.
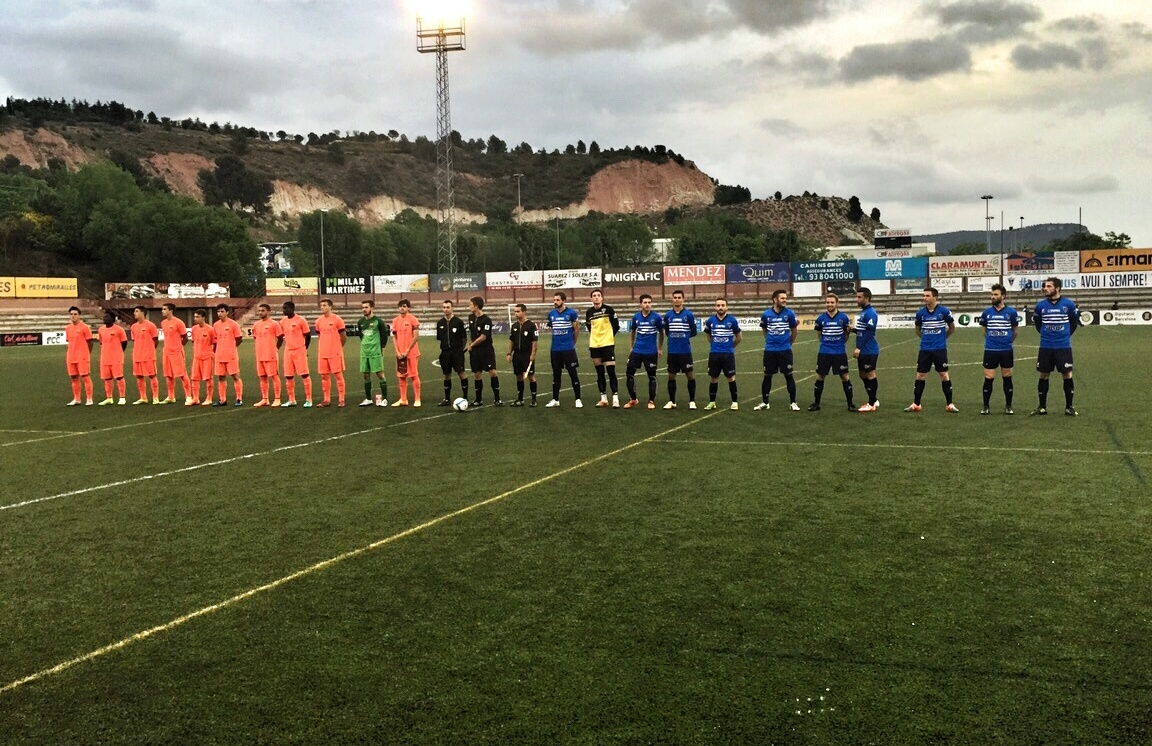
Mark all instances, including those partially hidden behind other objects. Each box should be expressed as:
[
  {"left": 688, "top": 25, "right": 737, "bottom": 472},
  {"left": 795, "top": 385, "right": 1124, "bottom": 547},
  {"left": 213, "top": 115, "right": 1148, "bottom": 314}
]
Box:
[
  {"left": 852, "top": 288, "right": 881, "bottom": 412},
  {"left": 662, "top": 290, "right": 698, "bottom": 409},
  {"left": 623, "top": 294, "right": 664, "bottom": 409},
  {"left": 1031, "top": 277, "right": 1081, "bottom": 416},
  {"left": 754, "top": 289, "right": 799, "bottom": 411},
  {"left": 545, "top": 291, "right": 583, "bottom": 408},
  {"left": 810, "top": 293, "right": 855, "bottom": 411},
  {"left": 977, "top": 283, "right": 1019, "bottom": 414},
  {"left": 703, "top": 298, "right": 742, "bottom": 410},
  {"left": 906, "top": 287, "right": 958, "bottom": 413}
]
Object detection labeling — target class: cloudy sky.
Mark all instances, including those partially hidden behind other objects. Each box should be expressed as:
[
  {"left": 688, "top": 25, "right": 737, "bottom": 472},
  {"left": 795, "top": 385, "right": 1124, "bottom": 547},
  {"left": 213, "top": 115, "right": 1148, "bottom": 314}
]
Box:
[{"left": 3, "top": 0, "right": 1150, "bottom": 245}]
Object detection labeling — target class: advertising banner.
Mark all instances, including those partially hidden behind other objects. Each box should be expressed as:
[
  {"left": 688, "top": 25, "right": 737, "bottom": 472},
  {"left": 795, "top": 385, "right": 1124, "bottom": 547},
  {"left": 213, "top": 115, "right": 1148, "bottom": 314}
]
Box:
[
  {"left": 1, "top": 332, "right": 42, "bottom": 347},
  {"left": 12, "top": 277, "right": 78, "bottom": 298},
  {"left": 265, "top": 277, "right": 319, "bottom": 296},
  {"left": 0, "top": 277, "right": 12, "bottom": 298},
  {"left": 42, "top": 331, "right": 67, "bottom": 346},
  {"left": 931, "top": 277, "right": 964, "bottom": 293},
  {"left": 430, "top": 273, "right": 485, "bottom": 292},
  {"left": 543, "top": 268, "right": 603, "bottom": 290},
  {"left": 859, "top": 257, "right": 928, "bottom": 280},
  {"left": 966, "top": 277, "right": 1001, "bottom": 293},
  {"left": 602, "top": 266, "right": 663, "bottom": 286},
  {"left": 1099, "top": 309, "right": 1152, "bottom": 325},
  {"left": 106, "top": 282, "right": 229, "bottom": 300},
  {"left": 1005, "top": 274, "right": 1080, "bottom": 292},
  {"left": 894, "top": 278, "right": 928, "bottom": 295},
  {"left": 1055, "top": 251, "right": 1080, "bottom": 274},
  {"left": 725, "top": 263, "right": 791, "bottom": 284},
  {"left": 878, "top": 313, "right": 917, "bottom": 329},
  {"left": 1078, "top": 271, "right": 1152, "bottom": 290},
  {"left": 323, "top": 277, "right": 370, "bottom": 294},
  {"left": 662, "top": 264, "right": 725, "bottom": 286},
  {"left": 791, "top": 260, "right": 857, "bottom": 283},
  {"left": 484, "top": 271, "right": 543, "bottom": 289},
  {"left": 929, "top": 256, "right": 1000, "bottom": 277},
  {"left": 372, "top": 274, "right": 430, "bottom": 294},
  {"left": 1079, "top": 248, "right": 1152, "bottom": 272},
  {"left": 1003, "top": 252, "right": 1054, "bottom": 274}
]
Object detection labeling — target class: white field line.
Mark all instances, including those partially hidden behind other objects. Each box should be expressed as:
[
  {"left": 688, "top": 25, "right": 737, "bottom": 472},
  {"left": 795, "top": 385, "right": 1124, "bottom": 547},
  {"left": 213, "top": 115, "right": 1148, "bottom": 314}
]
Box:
[
  {"left": 0, "top": 429, "right": 83, "bottom": 435},
  {"left": 0, "top": 412, "right": 719, "bottom": 696},
  {"left": 1, "top": 411, "right": 221, "bottom": 448},
  {"left": 663, "top": 439, "right": 1152, "bottom": 458}
]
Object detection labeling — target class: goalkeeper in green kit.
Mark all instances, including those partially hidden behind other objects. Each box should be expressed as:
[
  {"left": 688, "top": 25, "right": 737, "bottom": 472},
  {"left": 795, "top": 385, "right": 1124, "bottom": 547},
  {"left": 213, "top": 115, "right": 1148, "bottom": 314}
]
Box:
[{"left": 358, "top": 300, "right": 390, "bottom": 407}]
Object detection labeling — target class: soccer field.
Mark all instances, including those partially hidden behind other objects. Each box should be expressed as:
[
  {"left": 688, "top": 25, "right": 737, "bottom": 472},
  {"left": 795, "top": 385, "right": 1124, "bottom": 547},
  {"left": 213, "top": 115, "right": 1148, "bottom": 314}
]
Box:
[{"left": 1, "top": 328, "right": 1150, "bottom": 744}]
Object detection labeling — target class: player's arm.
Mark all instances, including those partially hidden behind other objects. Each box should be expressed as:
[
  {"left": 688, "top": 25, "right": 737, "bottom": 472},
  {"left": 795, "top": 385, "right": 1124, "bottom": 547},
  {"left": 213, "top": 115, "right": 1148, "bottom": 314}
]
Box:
[
  {"left": 945, "top": 320, "right": 955, "bottom": 339},
  {"left": 338, "top": 328, "right": 347, "bottom": 347},
  {"left": 657, "top": 323, "right": 665, "bottom": 355},
  {"left": 1011, "top": 313, "right": 1019, "bottom": 342},
  {"left": 1033, "top": 309, "right": 1043, "bottom": 332},
  {"left": 733, "top": 330, "right": 742, "bottom": 348},
  {"left": 629, "top": 323, "right": 637, "bottom": 350},
  {"left": 914, "top": 318, "right": 923, "bottom": 338},
  {"left": 789, "top": 317, "right": 798, "bottom": 345},
  {"left": 1068, "top": 302, "right": 1082, "bottom": 335},
  {"left": 234, "top": 330, "right": 243, "bottom": 347},
  {"left": 570, "top": 313, "right": 579, "bottom": 343},
  {"left": 303, "top": 329, "right": 311, "bottom": 349},
  {"left": 610, "top": 308, "right": 619, "bottom": 335}
]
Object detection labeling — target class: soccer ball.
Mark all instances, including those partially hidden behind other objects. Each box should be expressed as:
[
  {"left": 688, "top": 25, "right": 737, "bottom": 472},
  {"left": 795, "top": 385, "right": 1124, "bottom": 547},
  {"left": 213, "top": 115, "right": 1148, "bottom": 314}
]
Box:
[{"left": 452, "top": 397, "right": 469, "bottom": 412}]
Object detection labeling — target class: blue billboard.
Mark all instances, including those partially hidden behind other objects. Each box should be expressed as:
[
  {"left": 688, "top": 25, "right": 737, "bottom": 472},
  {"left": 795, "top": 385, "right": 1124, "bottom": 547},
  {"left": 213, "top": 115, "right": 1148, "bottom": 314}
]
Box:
[
  {"left": 858, "top": 257, "right": 929, "bottom": 280},
  {"left": 792, "top": 260, "right": 858, "bottom": 282},
  {"left": 726, "top": 263, "right": 791, "bottom": 284}
]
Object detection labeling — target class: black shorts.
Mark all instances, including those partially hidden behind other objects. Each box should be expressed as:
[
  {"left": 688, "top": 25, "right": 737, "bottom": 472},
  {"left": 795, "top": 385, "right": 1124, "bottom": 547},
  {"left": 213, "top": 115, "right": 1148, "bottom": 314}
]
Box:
[
  {"left": 982, "top": 349, "right": 1015, "bottom": 370},
  {"left": 589, "top": 345, "right": 615, "bottom": 364},
  {"left": 857, "top": 354, "right": 878, "bottom": 375},
  {"left": 551, "top": 349, "right": 579, "bottom": 372},
  {"left": 916, "top": 349, "right": 949, "bottom": 374},
  {"left": 762, "top": 350, "right": 794, "bottom": 375},
  {"left": 667, "top": 353, "right": 694, "bottom": 375},
  {"left": 512, "top": 354, "right": 535, "bottom": 377},
  {"left": 627, "top": 352, "right": 659, "bottom": 376},
  {"left": 816, "top": 353, "right": 850, "bottom": 377},
  {"left": 469, "top": 347, "right": 496, "bottom": 374},
  {"left": 438, "top": 348, "right": 465, "bottom": 375},
  {"left": 1036, "top": 347, "right": 1073, "bottom": 374},
  {"left": 708, "top": 352, "right": 737, "bottom": 379}
]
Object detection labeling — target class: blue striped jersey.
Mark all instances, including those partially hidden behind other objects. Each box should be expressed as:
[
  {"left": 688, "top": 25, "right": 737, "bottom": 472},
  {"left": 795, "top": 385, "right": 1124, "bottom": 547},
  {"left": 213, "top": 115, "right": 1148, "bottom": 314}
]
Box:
[
  {"left": 630, "top": 311, "right": 663, "bottom": 355},
  {"left": 814, "top": 311, "right": 850, "bottom": 355},
  {"left": 915, "top": 305, "right": 953, "bottom": 351},
  {"left": 1033, "top": 297, "right": 1080, "bottom": 348},
  {"left": 705, "top": 314, "right": 741, "bottom": 354},
  {"left": 547, "top": 307, "right": 580, "bottom": 351},
  {"left": 663, "top": 308, "right": 697, "bottom": 355},
  {"left": 978, "top": 305, "right": 1019, "bottom": 351},
  {"left": 759, "top": 307, "right": 798, "bottom": 352}
]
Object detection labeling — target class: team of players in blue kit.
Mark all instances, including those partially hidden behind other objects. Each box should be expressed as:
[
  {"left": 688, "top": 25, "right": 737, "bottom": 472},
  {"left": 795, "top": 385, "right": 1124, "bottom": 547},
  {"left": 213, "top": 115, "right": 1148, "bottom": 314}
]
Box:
[{"left": 533, "top": 278, "right": 1081, "bottom": 415}]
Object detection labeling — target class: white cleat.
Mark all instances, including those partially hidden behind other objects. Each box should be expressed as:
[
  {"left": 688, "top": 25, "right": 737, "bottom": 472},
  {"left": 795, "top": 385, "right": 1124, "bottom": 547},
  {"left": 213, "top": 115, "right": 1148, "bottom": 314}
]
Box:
[
  {"left": 574, "top": 399, "right": 583, "bottom": 408},
  {"left": 789, "top": 402, "right": 800, "bottom": 411},
  {"left": 545, "top": 399, "right": 561, "bottom": 408}
]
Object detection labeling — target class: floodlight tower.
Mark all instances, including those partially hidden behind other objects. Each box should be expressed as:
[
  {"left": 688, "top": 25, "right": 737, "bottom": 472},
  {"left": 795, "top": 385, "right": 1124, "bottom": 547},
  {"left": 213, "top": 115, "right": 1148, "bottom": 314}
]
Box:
[{"left": 417, "top": 16, "right": 466, "bottom": 274}]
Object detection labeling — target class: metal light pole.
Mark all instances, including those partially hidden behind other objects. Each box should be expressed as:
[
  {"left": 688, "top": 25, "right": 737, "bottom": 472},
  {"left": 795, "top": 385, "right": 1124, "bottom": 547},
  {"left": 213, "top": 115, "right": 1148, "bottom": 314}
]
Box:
[
  {"left": 981, "top": 195, "right": 994, "bottom": 254},
  {"left": 417, "top": 16, "right": 466, "bottom": 275},
  {"left": 514, "top": 173, "right": 525, "bottom": 269},
  {"left": 320, "top": 208, "right": 328, "bottom": 289},
  {"left": 554, "top": 207, "right": 561, "bottom": 270}
]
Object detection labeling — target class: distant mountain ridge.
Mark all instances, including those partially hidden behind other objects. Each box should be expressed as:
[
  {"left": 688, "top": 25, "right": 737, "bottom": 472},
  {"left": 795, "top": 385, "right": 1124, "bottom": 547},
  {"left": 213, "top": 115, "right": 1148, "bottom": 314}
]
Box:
[{"left": 918, "top": 224, "right": 1086, "bottom": 255}]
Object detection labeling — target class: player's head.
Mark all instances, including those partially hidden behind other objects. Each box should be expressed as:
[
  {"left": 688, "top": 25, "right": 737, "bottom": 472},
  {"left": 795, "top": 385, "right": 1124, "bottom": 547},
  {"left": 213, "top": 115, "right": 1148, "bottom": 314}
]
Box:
[
  {"left": 161, "top": 302, "right": 176, "bottom": 317},
  {"left": 590, "top": 289, "right": 603, "bottom": 305},
  {"left": 923, "top": 287, "right": 939, "bottom": 306},
  {"left": 361, "top": 300, "right": 374, "bottom": 317},
  {"left": 469, "top": 296, "right": 484, "bottom": 314},
  {"left": 133, "top": 305, "right": 147, "bottom": 321},
  {"left": 825, "top": 293, "right": 839, "bottom": 313},
  {"left": 258, "top": 303, "right": 271, "bottom": 319},
  {"left": 714, "top": 297, "right": 728, "bottom": 315},
  {"left": 990, "top": 283, "right": 1006, "bottom": 306},
  {"left": 441, "top": 299, "right": 454, "bottom": 317},
  {"left": 215, "top": 303, "right": 230, "bottom": 318},
  {"left": 68, "top": 306, "right": 81, "bottom": 321},
  {"left": 772, "top": 289, "right": 788, "bottom": 309},
  {"left": 194, "top": 308, "right": 208, "bottom": 324},
  {"left": 856, "top": 287, "right": 872, "bottom": 307},
  {"left": 553, "top": 291, "right": 567, "bottom": 308},
  {"left": 1043, "top": 277, "right": 1061, "bottom": 298},
  {"left": 639, "top": 293, "right": 652, "bottom": 311},
  {"left": 514, "top": 303, "right": 528, "bottom": 322},
  {"left": 103, "top": 309, "right": 116, "bottom": 326},
  {"left": 282, "top": 301, "right": 295, "bottom": 318},
  {"left": 397, "top": 299, "right": 411, "bottom": 314},
  {"left": 671, "top": 289, "right": 685, "bottom": 309},
  {"left": 319, "top": 298, "right": 333, "bottom": 314}
]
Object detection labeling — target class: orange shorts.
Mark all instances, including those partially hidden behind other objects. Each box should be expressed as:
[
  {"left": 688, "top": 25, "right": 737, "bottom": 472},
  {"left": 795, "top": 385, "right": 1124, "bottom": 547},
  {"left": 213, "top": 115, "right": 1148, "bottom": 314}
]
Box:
[
  {"left": 257, "top": 359, "right": 279, "bottom": 377},
  {"left": 214, "top": 359, "right": 240, "bottom": 377},
  {"left": 191, "top": 358, "right": 213, "bottom": 381},
  {"left": 162, "top": 353, "right": 186, "bottom": 378},
  {"left": 284, "top": 348, "right": 309, "bottom": 377},
  {"left": 318, "top": 356, "right": 344, "bottom": 375},
  {"left": 67, "top": 361, "right": 90, "bottom": 377},
  {"left": 101, "top": 364, "right": 123, "bottom": 381},
  {"left": 133, "top": 360, "right": 157, "bottom": 378}
]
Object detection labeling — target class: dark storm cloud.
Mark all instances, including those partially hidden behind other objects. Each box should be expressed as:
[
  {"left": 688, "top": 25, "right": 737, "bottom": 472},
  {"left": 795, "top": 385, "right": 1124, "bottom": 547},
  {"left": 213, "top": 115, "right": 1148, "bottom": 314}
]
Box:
[
  {"left": 929, "top": 0, "right": 1042, "bottom": 44},
  {"left": 1010, "top": 42, "right": 1084, "bottom": 71},
  {"left": 839, "top": 38, "right": 972, "bottom": 83},
  {"left": 1050, "top": 16, "right": 1102, "bottom": 34}
]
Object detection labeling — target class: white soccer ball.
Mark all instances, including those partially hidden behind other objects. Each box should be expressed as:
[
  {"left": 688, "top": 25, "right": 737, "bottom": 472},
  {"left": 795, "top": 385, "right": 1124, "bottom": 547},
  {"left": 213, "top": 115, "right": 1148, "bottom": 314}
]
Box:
[{"left": 452, "top": 397, "right": 469, "bottom": 412}]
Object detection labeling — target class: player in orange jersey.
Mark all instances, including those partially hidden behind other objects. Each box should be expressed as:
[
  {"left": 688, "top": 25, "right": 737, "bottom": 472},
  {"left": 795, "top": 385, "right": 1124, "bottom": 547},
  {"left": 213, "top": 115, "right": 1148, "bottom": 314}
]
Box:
[
  {"left": 130, "top": 305, "right": 160, "bottom": 404},
  {"left": 96, "top": 310, "right": 128, "bottom": 405},
  {"left": 159, "top": 303, "right": 192, "bottom": 405},
  {"left": 212, "top": 303, "right": 245, "bottom": 406},
  {"left": 279, "top": 301, "right": 313, "bottom": 407},
  {"left": 64, "top": 306, "right": 94, "bottom": 405},
  {"left": 189, "top": 308, "right": 217, "bottom": 406},
  {"left": 391, "top": 298, "right": 422, "bottom": 407},
  {"left": 315, "top": 297, "right": 347, "bottom": 407},
  {"left": 251, "top": 303, "right": 284, "bottom": 407}
]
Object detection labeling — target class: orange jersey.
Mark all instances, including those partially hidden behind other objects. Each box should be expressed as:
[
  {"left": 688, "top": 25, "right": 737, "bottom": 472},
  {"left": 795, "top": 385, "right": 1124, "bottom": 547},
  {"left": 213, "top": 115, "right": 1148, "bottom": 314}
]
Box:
[
  {"left": 160, "top": 317, "right": 188, "bottom": 356},
  {"left": 252, "top": 318, "right": 283, "bottom": 362},
  {"left": 191, "top": 323, "right": 217, "bottom": 361},
  {"left": 315, "top": 313, "right": 345, "bottom": 359},
  {"left": 65, "top": 321, "right": 93, "bottom": 364},
  {"left": 97, "top": 324, "right": 127, "bottom": 368},
  {"left": 392, "top": 314, "right": 420, "bottom": 357},
  {"left": 280, "top": 314, "right": 311, "bottom": 351},
  {"left": 213, "top": 318, "right": 243, "bottom": 363},
  {"left": 131, "top": 320, "right": 158, "bottom": 363}
]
